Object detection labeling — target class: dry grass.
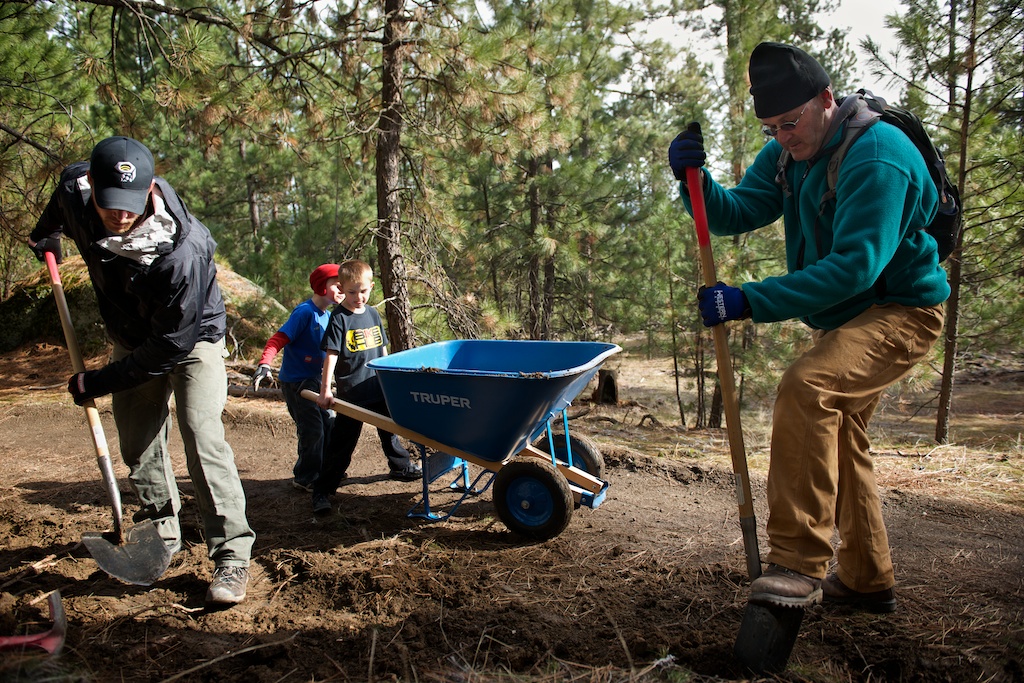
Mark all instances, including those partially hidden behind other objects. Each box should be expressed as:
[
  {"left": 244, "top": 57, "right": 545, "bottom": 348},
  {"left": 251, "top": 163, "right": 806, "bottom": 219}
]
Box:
[{"left": 597, "top": 350, "right": 1023, "bottom": 512}]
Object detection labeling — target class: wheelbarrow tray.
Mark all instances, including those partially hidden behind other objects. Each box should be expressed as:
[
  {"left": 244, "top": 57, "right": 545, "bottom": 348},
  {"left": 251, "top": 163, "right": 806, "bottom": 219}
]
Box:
[{"left": 368, "top": 340, "right": 620, "bottom": 463}]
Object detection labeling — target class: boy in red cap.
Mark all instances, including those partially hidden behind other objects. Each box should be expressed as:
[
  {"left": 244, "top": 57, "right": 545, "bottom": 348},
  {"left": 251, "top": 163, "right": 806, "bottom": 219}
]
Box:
[{"left": 252, "top": 264, "right": 343, "bottom": 491}]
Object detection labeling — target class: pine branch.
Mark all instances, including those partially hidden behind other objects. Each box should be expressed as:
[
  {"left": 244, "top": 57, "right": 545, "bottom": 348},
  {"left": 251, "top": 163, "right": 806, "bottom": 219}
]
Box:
[{"left": 0, "top": 121, "right": 60, "bottom": 161}]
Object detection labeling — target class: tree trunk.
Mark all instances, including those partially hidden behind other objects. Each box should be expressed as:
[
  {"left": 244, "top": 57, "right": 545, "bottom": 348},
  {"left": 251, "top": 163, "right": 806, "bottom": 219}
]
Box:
[
  {"left": 542, "top": 255, "right": 554, "bottom": 340},
  {"left": 667, "top": 239, "right": 687, "bottom": 428},
  {"left": 246, "top": 175, "right": 262, "bottom": 255},
  {"left": 239, "top": 140, "right": 262, "bottom": 255},
  {"left": 935, "top": 0, "right": 977, "bottom": 443},
  {"left": 709, "top": 380, "right": 723, "bottom": 429},
  {"left": 541, "top": 155, "right": 555, "bottom": 340},
  {"left": 694, "top": 331, "right": 706, "bottom": 429},
  {"left": 526, "top": 157, "right": 541, "bottom": 339},
  {"left": 375, "top": 0, "right": 416, "bottom": 352}
]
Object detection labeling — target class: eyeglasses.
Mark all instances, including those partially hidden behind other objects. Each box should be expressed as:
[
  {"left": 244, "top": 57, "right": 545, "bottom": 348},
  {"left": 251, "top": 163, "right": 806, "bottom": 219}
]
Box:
[{"left": 760, "top": 103, "right": 809, "bottom": 137}]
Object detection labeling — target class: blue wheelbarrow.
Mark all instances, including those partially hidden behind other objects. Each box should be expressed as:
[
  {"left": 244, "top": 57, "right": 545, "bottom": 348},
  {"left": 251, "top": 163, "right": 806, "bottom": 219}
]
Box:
[{"left": 303, "top": 340, "right": 619, "bottom": 540}]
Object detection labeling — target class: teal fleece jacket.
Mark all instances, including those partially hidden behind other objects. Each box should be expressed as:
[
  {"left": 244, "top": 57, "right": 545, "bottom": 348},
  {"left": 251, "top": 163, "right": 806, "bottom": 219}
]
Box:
[{"left": 681, "top": 120, "right": 950, "bottom": 330}]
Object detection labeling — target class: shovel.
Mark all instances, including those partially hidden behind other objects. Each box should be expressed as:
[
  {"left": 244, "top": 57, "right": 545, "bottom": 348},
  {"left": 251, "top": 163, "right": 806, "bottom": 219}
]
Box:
[
  {"left": 685, "top": 156, "right": 804, "bottom": 674},
  {"left": 44, "top": 252, "right": 173, "bottom": 586},
  {"left": 0, "top": 590, "right": 66, "bottom": 656}
]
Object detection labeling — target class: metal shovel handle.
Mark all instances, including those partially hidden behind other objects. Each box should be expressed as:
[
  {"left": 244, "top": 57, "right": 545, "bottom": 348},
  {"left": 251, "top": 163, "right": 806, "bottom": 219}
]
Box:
[
  {"left": 44, "top": 252, "right": 124, "bottom": 543},
  {"left": 686, "top": 166, "right": 762, "bottom": 581}
]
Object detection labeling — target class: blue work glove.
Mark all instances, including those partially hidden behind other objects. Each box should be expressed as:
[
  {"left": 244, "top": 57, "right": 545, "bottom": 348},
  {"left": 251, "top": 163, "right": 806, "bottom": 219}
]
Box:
[
  {"left": 68, "top": 370, "right": 113, "bottom": 406},
  {"left": 252, "top": 364, "right": 273, "bottom": 391},
  {"left": 29, "top": 237, "right": 62, "bottom": 264},
  {"left": 668, "top": 121, "right": 706, "bottom": 181},
  {"left": 697, "top": 282, "right": 751, "bottom": 327}
]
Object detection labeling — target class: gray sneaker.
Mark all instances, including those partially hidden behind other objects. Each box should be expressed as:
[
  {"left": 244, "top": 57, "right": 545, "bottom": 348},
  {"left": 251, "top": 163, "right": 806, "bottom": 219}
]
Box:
[{"left": 206, "top": 566, "right": 248, "bottom": 605}]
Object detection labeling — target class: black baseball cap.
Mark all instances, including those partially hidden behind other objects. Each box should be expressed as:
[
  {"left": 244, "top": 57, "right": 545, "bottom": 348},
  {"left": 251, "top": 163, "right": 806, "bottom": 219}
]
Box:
[
  {"left": 89, "top": 136, "right": 155, "bottom": 215},
  {"left": 748, "top": 42, "right": 831, "bottom": 118}
]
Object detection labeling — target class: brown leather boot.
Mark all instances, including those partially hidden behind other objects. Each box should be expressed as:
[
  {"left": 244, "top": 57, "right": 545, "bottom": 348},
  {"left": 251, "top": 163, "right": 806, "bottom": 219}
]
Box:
[
  {"left": 822, "top": 574, "right": 897, "bottom": 613},
  {"left": 749, "top": 564, "right": 823, "bottom": 609}
]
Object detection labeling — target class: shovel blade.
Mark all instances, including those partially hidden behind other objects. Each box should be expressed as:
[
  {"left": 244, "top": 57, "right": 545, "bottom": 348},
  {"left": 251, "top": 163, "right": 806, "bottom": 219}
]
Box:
[
  {"left": 734, "top": 602, "right": 805, "bottom": 674},
  {"left": 82, "top": 519, "right": 174, "bottom": 586}
]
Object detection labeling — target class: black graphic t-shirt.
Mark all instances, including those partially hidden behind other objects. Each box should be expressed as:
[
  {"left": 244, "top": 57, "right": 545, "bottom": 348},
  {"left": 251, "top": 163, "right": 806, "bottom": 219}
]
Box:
[{"left": 320, "top": 305, "right": 389, "bottom": 405}]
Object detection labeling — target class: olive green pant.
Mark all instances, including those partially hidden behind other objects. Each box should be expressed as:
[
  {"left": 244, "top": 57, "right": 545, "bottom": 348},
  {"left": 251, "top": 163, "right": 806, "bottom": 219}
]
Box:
[
  {"left": 111, "top": 339, "right": 254, "bottom": 568},
  {"left": 765, "top": 303, "right": 944, "bottom": 592}
]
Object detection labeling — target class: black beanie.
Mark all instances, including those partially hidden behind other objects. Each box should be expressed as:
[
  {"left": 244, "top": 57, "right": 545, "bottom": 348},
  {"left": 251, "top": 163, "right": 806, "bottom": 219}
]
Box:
[{"left": 748, "top": 42, "right": 831, "bottom": 118}]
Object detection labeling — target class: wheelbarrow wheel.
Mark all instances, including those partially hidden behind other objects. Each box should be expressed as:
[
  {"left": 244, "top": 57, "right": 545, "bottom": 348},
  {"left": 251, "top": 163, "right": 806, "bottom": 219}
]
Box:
[
  {"left": 493, "top": 459, "right": 573, "bottom": 540},
  {"left": 532, "top": 432, "right": 605, "bottom": 479}
]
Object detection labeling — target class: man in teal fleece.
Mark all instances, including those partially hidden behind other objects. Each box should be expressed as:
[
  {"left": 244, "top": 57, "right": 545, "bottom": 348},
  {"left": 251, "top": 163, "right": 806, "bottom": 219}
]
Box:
[{"left": 668, "top": 42, "right": 949, "bottom": 613}]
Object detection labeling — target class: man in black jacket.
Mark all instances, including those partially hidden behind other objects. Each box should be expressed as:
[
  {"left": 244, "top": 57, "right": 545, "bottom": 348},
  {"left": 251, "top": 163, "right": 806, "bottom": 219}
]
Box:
[{"left": 29, "top": 136, "right": 255, "bottom": 605}]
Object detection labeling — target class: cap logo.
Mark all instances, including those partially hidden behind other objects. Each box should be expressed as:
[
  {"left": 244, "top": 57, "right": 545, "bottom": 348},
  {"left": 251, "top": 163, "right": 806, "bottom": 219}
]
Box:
[{"left": 115, "top": 161, "right": 137, "bottom": 184}]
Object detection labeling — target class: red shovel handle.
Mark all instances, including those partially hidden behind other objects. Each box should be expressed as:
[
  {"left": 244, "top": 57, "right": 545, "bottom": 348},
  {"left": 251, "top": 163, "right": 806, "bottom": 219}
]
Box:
[
  {"left": 687, "top": 168, "right": 711, "bottom": 249},
  {"left": 684, "top": 165, "right": 762, "bottom": 580},
  {"left": 44, "top": 251, "right": 86, "bottom": 375},
  {"left": 44, "top": 250, "right": 61, "bottom": 286},
  {"left": 686, "top": 167, "right": 717, "bottom": 285}
]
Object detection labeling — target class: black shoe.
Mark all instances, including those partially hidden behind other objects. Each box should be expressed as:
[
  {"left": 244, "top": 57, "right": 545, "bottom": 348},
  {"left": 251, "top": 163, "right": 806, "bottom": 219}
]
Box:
[
  {"left": 749, "top": 564, "right": 823, "bottom": 609},
  {"left": 389, "top": 465, "right": 422, "bottom": 482},
  {"left": 206, "top": 566, "right": 248, "bottom": 605},
  {"left": 822, "top": 574, "right": 897, "bottom": 613},
  {"left": 312, "top": 494, "right": 332, "bottom": 515}
]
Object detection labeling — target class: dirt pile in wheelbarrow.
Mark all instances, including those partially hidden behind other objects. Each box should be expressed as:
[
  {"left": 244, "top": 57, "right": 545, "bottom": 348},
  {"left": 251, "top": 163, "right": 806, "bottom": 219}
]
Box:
[{"left": 0, "top": 345, "right": 1022, "bottom": 682}]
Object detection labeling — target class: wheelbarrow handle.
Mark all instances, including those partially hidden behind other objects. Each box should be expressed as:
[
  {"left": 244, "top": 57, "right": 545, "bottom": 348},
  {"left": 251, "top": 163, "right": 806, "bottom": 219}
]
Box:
[{"left": 685, "top": 167, "right": 762, "bottom": 581}]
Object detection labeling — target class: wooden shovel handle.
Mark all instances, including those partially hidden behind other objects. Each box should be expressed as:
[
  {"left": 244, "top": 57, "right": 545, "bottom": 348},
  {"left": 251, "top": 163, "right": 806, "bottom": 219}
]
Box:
[
  {"left": 686, "top": 167, "right": 762, "bottom": 580},
  {"left": 44, "top": 252, "right": 124, "bottom": 541}
]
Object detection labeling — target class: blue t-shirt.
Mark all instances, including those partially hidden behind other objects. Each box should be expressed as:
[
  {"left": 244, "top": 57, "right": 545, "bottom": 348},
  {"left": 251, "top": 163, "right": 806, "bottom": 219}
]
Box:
[{"left": 278, "top": 299, "right": 331, "bottom": 383}]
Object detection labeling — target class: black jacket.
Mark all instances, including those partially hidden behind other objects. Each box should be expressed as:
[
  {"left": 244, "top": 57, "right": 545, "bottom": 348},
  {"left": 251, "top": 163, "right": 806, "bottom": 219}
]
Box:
[{"left": 31, "top": 161, "right": 227, "bottom": 393}]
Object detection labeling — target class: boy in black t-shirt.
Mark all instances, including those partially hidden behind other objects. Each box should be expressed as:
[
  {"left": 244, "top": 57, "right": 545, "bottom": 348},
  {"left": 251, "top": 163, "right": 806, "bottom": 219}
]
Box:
[{"left": 313, "top": 260, "right": 422, "bottom": 514}]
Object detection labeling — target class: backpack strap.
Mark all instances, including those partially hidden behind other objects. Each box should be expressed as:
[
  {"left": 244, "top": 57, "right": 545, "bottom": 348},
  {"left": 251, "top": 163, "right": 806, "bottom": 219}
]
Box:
[
  {"left": 774, "top": 95, "right": 881, "bottom": 265},
  {"left": 821, "top": 95, "right": 881, "bottom": 208},
  {"left": 808, "top": 95, "right": 883, "bottom": 261},
  {"left": 774, "top": 93, "right": 879, "bottom": 200},
  {"left": 775, "top": 150, "right": 793, "bottom": 198}
]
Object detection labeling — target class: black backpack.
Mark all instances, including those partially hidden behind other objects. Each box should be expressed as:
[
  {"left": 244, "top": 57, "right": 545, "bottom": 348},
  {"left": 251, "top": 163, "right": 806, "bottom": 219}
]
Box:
[{"left": 775, "top": 89, "right": 962, "bottom": 262}]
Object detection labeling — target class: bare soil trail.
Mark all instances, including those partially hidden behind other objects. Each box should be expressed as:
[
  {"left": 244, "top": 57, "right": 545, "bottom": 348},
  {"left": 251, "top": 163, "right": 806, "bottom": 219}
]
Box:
[{"left": 1, "top": 343, "right": 1022, "bottom": 682}]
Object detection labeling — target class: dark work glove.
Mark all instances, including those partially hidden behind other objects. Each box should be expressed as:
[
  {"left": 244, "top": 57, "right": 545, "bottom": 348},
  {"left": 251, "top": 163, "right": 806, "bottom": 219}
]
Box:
[
  {"left": 68, "top": 370, "right": 113, "bottom": 406},
  {"left": 668, "top": 121, "right": 706, "bottom": 181},
  {"left": 30, "top": 237, "right": 62, "bottom": 264},
  {"left": 697, "top": 282, "right": 751, "bottom": 327},
  {"left": 252, "top": 364, "right": 272, "bottom": 391}
]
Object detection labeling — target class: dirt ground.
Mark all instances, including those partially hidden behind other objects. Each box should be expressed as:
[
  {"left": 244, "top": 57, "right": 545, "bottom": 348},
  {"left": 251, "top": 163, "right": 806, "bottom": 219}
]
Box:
[{"left": 0, "top": 342, "right": 1022, "bottom": 682}]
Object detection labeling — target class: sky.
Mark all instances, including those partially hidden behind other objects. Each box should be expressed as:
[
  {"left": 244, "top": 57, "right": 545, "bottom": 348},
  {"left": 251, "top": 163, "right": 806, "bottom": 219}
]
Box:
[
  {"left": 642, "top": 0, "right": 904, "bottom": 102},
  {"left": 829, "top": 0, "right": 902, "bottom": 100}
]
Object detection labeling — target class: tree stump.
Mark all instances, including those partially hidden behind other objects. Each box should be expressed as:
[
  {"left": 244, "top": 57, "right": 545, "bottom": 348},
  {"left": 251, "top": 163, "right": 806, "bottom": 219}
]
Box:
[{"left": 593, "top": 368, "right": 619, "bottom": 405}]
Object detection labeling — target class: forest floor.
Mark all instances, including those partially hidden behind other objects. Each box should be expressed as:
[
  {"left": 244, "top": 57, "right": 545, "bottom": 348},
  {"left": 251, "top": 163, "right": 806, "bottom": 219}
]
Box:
[{"left": 0, "top": 341, "right": 1022, "bottom": 682}]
